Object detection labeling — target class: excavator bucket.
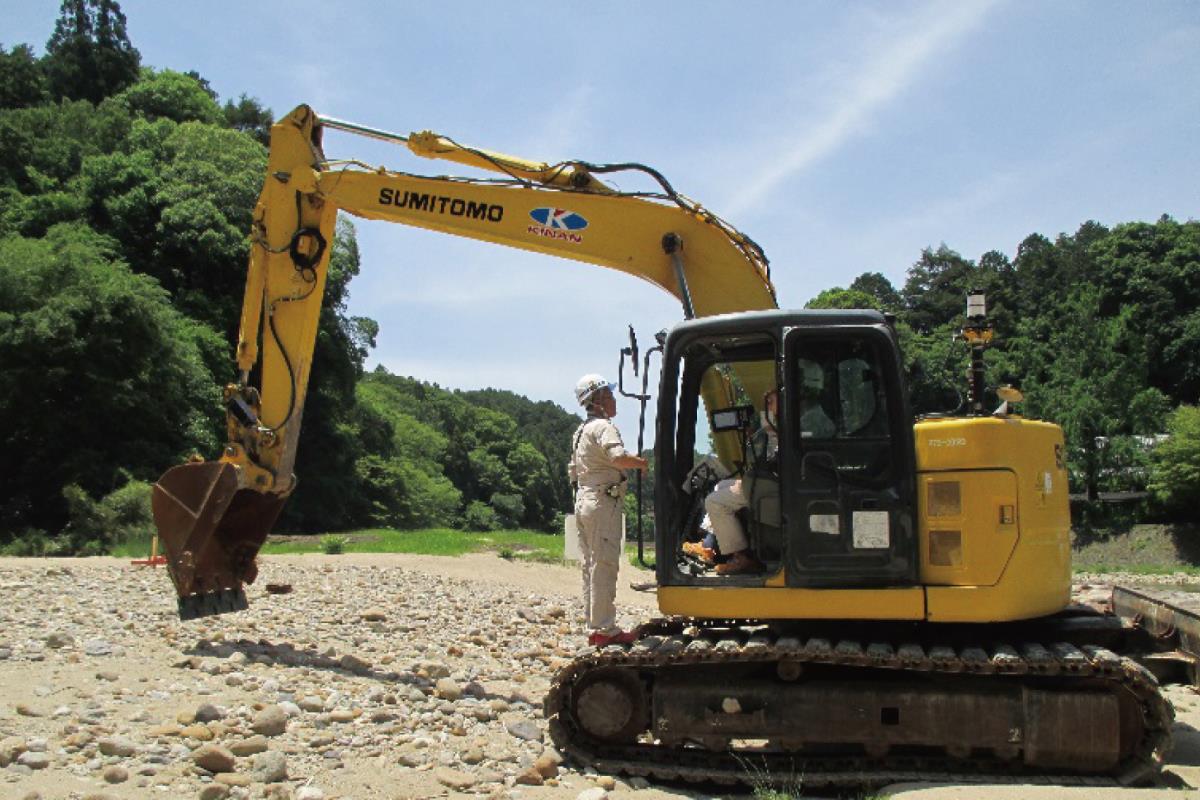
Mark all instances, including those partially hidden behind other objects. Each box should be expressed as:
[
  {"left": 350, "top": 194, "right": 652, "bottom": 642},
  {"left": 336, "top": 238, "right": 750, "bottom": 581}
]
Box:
[{"left": 152, "top": 461, "right": 288, "bottom": 620}]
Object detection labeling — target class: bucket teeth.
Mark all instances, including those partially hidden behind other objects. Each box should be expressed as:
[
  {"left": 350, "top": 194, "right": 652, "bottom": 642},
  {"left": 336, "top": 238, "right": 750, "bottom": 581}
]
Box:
[{"left": 178, "top": 587, "right": 249, "bottom": 621}]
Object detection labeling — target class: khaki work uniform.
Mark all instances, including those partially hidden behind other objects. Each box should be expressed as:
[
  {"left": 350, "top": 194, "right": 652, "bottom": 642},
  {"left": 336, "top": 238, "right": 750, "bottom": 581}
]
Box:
[
  {"left": 568, "top": 415, "right": 628, "bottom": 634},
  {"left": 705, "top": 427, "right": 778, "bottom": 554}
]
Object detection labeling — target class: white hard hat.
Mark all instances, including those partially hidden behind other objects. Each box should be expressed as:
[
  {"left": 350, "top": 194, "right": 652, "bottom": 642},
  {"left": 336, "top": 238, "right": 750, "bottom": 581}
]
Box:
[
  {"left": 799, "top": 359, "right": 824, "bottom": 391},
  {"left": 575, "top": 374, "right": 614, "bottom": 406}
]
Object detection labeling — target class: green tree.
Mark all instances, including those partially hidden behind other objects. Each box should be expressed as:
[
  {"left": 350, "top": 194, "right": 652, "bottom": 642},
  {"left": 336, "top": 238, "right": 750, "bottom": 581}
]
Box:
[
  {"left": 848, "top": 271, "right": 902, "bottom": 311},
  {"left": 0, "top": 224, "right": 222, "bottom": 538},
  {"left": 1094, "top": 217, "right": 1200, "bottom": 403},
  {"left": 44, "top": 0, "right": 141, "bottom": 104},
  {"left": 1148, "top": 406, "right": 1200, "bottom": 517},
  {"left": 0, "top": 44, "right": 49, "bottom": 109},
  {"left": 113, "top": 68, "right": 223, "bottom": 125},
  {"left": 223, "top": 94, "right": 274, "bottom": 146},
  {"left": 901, "top": 245, "right": 977, "bottom": 334},
  {"left": 805, "top": 287, "right": 878, "bottom": 310}
]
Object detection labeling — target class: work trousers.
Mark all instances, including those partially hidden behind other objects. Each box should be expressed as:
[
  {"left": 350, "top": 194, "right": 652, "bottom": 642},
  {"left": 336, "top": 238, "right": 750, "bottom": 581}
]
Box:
[
  {"left": 705, "top": 477, "right": 749, "bottom": 554},
  {"left": 575, "top": 486, "right": 623, "bottom": 634}
]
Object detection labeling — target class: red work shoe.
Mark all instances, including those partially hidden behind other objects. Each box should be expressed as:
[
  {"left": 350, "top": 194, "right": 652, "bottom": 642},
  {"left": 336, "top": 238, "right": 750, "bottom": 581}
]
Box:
[
  {"left": 682, "top": 540, "right": 716, "bottom": 564},
  {"left": 588, "top": 630, "right": 639, "bottom": 647},
  {"left": 715, "top": 550, "right": 764, "bottom": 576}
]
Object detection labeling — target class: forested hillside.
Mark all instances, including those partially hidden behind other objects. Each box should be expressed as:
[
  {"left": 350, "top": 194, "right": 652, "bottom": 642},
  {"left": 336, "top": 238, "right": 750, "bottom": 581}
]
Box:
[
  {"left": 0, "top": 1, "right": 579, "bottom": 554},
  {"left": 1, "top": 2, "right": 1196, "bottom": 555},
  {"left": 808, "top": 221, "right": 1200, "bottom": 512}
]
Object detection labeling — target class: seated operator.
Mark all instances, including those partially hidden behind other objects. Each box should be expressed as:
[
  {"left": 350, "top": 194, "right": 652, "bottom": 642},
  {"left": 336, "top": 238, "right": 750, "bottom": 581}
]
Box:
[
  {"left": 797, "top": 358, "right": 836, "bottom": 440},
  {"left": 693, "top": 388, "right": 780, "bottom": 575}
]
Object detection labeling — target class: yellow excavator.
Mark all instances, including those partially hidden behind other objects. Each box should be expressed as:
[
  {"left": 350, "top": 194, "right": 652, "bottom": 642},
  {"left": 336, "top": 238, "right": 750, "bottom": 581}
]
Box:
[{"left": 151, "top": 105, "right": 1172, "bottom": 788}]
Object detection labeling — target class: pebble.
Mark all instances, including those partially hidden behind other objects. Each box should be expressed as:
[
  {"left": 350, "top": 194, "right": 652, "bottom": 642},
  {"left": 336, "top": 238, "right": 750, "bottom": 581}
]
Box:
[
  {"left": 0, "top": 558, "right": 660, "bottom": 799},
  {"left": 250, "top": 750, "right": 289, "bottom": 783},
  {"left": 195, "top": 702, "right": 224, "bottom": 722},
  {"left": 228, "top": 734, "right": 269, "bottom": 756},
  {"left": 338, "top": 653, "right": 371, "bottom": 673},
  {"left": 515, "top": 765, "right": 545, "bottom": 785},
  {"left": 534, "top": 752, "right": 562, "bottom": 777},
  {"left": 505, "top": 718, "right": 542, "bottom": 741},
  {"left": 98, "top": 736, "right": 137, "bottom": 757},
  {"left": 577, "top": 789, "right": 608, "bottom": 800},
  {"left": 83, "top": 638, "right": 113, "bottom": 656},
  {"left": 45, "top": 632, "right": 72, "bottom": 648},
  {"left": 181, "top": 723, "right": 215, "bottom": 740},
  {"left": 434, "top": 767, "right": 478, "bottom": 790},
  {"left": 192, "top": 743, "right": 236, "bottom": 773},
  {"left": 102, "top": 764, "right": 130, "bottom": 783},
  {"left": 252, "top": 704, "right": 289, "bottom": 736}
]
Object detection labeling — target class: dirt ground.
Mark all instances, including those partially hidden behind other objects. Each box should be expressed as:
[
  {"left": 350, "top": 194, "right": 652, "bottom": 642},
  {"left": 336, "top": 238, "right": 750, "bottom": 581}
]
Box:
[{"left": 1, "top": 553, "right": 1199, "bottom": 799}]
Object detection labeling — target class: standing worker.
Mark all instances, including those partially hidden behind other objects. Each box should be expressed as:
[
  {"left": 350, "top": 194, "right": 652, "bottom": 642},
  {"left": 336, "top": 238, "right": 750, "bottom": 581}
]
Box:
[{"left": 568, "top": 374, "right": 649, "bottom": 647}]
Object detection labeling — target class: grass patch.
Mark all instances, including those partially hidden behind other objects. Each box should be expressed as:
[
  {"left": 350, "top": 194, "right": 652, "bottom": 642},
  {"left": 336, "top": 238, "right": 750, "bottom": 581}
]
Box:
[
  {"left": 110, "top": 534, "right": 160, "bottom": 559},
  {"left": 109, "top": 528, "right": 567, "bottom": 561},
  {"left": 1074, "top": 563, "right": 1200, "bottom": 577},
  {"left": 626, "top": 545, "right": 655, "bottom": 570},
  {"left": 1072, "top": 523, "right": 1200, "bottom": 574},
  {"left": 261, "top": 528, "right": 565, "bottom": 560}
]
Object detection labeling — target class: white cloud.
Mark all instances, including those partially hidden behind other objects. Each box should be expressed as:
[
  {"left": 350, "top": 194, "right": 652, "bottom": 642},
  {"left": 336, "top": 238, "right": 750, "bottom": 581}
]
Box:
[
  {"left": 724, "top": 0, "right": 1002, "bottom": 217},
  {"left": 520, "top": 84, "right": 597, "bottom": 160}
]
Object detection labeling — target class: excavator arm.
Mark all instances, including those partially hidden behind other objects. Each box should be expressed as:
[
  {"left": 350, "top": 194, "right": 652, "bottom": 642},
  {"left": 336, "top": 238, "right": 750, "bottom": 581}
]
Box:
[{"left": 152, "top": 104, "right": 777, "bottom": 619}]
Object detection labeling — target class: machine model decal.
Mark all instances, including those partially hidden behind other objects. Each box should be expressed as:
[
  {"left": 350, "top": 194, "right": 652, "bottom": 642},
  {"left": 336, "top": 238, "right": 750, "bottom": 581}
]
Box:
[
  {"left": 378, "top": 189, "right": 504, "bottom": 223},
  {"left": 527, "top": 207, "right": 588, "bottom": 244}
]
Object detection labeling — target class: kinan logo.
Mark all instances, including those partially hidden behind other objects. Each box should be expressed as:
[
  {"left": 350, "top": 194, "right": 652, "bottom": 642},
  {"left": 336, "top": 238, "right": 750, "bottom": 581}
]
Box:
[{"left": 527, "top": 208, "right": 588, "bottom": 244}]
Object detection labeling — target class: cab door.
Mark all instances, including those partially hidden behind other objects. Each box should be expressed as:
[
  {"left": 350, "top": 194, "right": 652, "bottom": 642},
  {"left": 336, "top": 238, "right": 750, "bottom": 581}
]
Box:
[{"left": 781, "top": 327, "right": 918, "bottom": 587}]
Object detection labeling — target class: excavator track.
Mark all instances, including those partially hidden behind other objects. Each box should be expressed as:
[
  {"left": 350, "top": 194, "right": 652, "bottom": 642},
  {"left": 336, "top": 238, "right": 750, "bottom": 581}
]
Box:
[{"left": 545, "top": 619, "right": 1173, "bottom": 789}]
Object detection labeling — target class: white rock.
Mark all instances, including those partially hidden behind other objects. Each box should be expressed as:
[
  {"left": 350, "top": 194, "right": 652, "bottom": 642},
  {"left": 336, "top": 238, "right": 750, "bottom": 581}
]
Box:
[
  {"left": 83, "top": 639, "right": 113, "bottom": 656},
  {"left": 505, "top": 719, "right": 542, "bottom": 742}
]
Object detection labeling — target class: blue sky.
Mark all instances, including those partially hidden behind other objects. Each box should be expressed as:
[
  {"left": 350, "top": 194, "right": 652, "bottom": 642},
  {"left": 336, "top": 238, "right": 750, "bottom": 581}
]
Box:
[{"left": 5, "top": 1, "right": 1198, "bottom": 430}]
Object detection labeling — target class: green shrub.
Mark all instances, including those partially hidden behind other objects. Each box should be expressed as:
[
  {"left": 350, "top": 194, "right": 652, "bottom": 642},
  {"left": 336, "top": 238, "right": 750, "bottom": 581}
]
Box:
[
  {"left": 103, "top": 479, "right": 154, "bottom": 541},
  {"left": 462, "top": 501, "right": 500, "bottom": 531},
  {"left": 0, "top": 528, "right": 48, "bottom": 556},
  {"left": 56, "top": 480, "right": 156, "bottom": 556},
  {"left": 489, "top": 493, "right": 525, "bottom": 528},
  {"left": 1149, "top": 405, "right": 1200, "bottom": 518},
  {"left": 320, "top": 534, "right": 349, "bottom": 555}
]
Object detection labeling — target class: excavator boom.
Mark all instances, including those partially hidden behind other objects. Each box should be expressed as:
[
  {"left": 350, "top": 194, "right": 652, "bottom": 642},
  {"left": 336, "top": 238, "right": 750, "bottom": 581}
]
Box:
[{"left": 153, "top": 104, "right": 776, "bottom": 619}]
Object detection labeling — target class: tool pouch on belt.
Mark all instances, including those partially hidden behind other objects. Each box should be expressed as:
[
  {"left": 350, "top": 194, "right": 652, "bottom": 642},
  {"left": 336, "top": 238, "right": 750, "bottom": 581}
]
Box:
[{"left": 605, "top": 476, "right": 627, "bottom": 499}]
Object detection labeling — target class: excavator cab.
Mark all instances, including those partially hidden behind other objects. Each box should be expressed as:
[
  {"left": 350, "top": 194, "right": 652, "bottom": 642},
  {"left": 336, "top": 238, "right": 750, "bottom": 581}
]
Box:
[{"left": 655, "top": 309, "right": 919, "bottom": 613}]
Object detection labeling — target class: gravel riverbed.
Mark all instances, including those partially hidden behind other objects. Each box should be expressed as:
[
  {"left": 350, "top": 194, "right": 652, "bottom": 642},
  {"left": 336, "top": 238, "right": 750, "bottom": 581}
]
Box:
[{"left": 1, "top": 555, "right": 1198, "bottom": 800}]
